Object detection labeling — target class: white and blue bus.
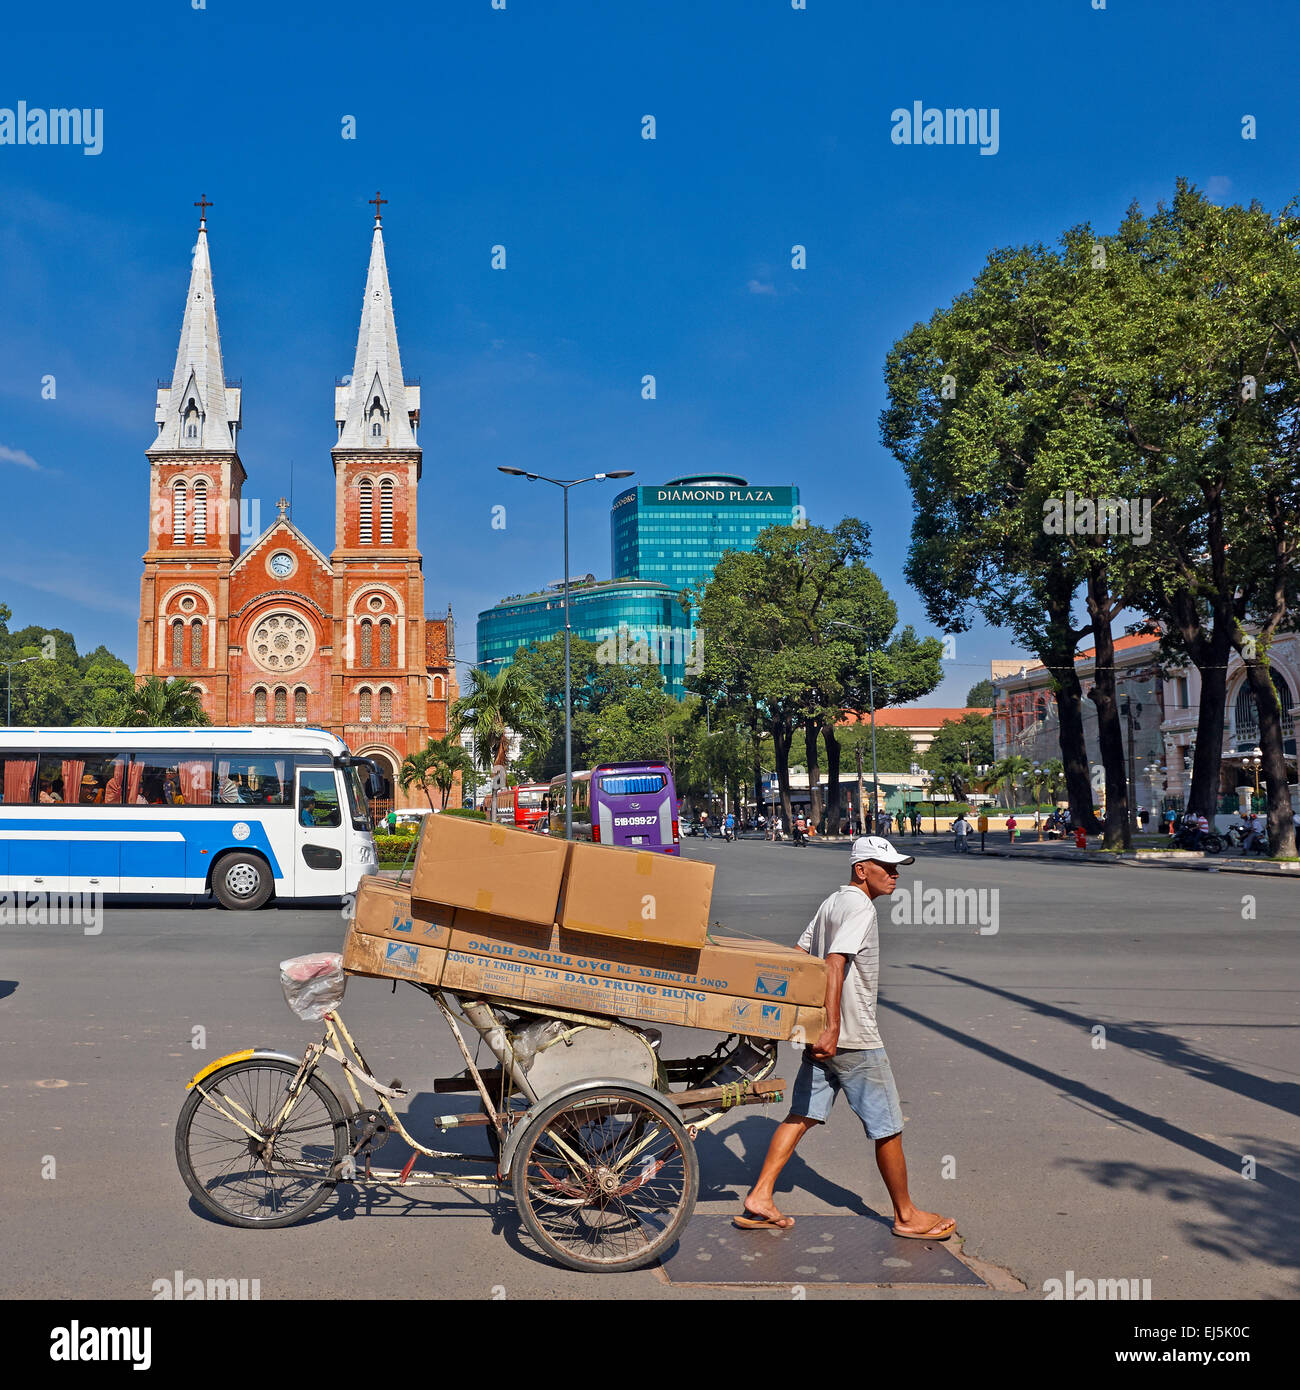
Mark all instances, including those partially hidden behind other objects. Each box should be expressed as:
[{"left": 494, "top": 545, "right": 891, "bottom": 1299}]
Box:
[{"left": 0, "top": 727, "right": 380, "bottom": 908}]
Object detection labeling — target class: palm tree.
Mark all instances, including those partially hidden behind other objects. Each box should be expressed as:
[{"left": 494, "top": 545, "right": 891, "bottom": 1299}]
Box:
[
  {"left": 1041, "top": 758, "right": 1065, "bottom": 806},
  {"left": 989, "top": 755, "right": 1032, "bottom": 809},
  {"left": 450, "top": 665, "right": 549, "bottom": 819},
  {"left": 426, "top": 736, "right": 473, "bottom": 809},
  {"left": 398, "top": 747, "right": 438, "bottom": 811},
  {"left": 119, "top": 676, "right": 210, "bottom": 727}
]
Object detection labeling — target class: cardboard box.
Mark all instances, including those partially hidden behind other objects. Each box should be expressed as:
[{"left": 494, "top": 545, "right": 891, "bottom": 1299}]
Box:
[
  {"left": 559, "top": 840, "right": 714, "bottom": 948},
  {"left": 408, "top": 815, "right": 570, "bottom": 924},
  {"left": 342, "top": 928, "right": 447, "bottom": 986},
  {"left": 438, "top": 948, "right": 825, "bottom": 1042},
  {"left": 347, "top": 883, "right": 826, "bottom": 1007}
]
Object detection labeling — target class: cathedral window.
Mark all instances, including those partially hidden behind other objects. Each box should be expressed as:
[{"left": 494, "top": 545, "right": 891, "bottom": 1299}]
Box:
[
  {"left": 372, "top": 422, "right": 382, "bottom": 438},
  {"left": 173, "top": 481, "right": 187, "bottom": 544},
  {"left": 171, "top": 619, "right": 184, "bottom": 668},
  {"left": 359, "top": 688, "right": 372, "bottom": 722},
  {"left": 183, "top": 398, "right": 200, "bottom": 444},
  {"left": 379, "top": 688, "right": 393, "bottom": 722},
  {"left": 378, "top": 619, "right": 392, "bottom": 666},
  {"left": 358, "top": 479, "right": 373, "bottom": 544},
  {"left": 431, "top": 674, "right": 446, "bottom": 701},
  {"left": 274, "top": 688, "right": 287, "bottom": 723},
  {"left": 192, "top": 481, "right": 207, "bottom": 540},
  {"left": 254, "top": 688, "right": 267, "bottom": 722},
  {"left": 190, "top": 619, "right": 203, "bottom": 667},
  {"left": 294, "top": 687, "right": 308, "bottom": 722},
  {"left": 359, "top": 619, "right": 373, "bottom": 667},
  {"left": 380, "top": 480, "right": 394, "bottom": 544}
]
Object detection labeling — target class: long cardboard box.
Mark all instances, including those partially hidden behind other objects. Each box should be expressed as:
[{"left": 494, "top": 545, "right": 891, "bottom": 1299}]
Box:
[
  {"left": 408, "top": 815, "right": 569, "bottom": 925},
  {"left": 343, "top": 933, "right": 823, "bottom": 1044},
  {"left": 559, "top": 840, "right": 714, "bottom": 948},
  {"left": 342, "top": 904, "right": 825, "bottom": 1043},
  {"left": 348, "top": 879, "right": 826, "bottom": 1006}
]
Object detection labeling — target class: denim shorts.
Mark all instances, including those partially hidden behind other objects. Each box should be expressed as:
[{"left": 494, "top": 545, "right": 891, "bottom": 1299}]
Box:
[{"left": 789, "top": 1047, "right": 904, "bottom": 1140}]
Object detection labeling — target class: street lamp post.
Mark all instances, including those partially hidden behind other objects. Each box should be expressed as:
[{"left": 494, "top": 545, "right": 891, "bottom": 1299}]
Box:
[
  {"left": 3, "top": 656, "right": 38, "bottom": 725},
  {"left": 498, "top": 467, "right": 633, "bottom": 840},
  {"left": 826, "top": 620, "right": 880, "bottom": 831}
]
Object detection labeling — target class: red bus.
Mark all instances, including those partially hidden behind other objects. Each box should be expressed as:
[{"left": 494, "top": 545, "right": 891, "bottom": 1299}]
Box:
[{"left": 490, "top": 782, "right": 550, "bottom": 831}]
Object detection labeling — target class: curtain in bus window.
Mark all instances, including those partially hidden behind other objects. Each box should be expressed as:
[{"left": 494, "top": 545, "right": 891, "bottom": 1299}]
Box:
[
  {"left": 61, "top": 759, "right": 86, "bottom": 806},
  {"left": 273, "top": 759, "right": 286, "bottom": 805},
  {"left": 104, "top": 758, "right": 125, "bottom": 805},
  {"left": 126, "top": 759, "right": 145, "bottom": 805},
  {"left": 178, "top": 758, "right": 212, "bottom": 806},
  {"left": 216, "top": 759, "right": 240, "bottom": 805},
  {"left": 2, "top": 758, "right": 36, "bottom": 804}
]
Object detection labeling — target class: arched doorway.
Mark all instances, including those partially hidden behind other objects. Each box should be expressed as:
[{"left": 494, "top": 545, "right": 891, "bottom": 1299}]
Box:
[{"left": 354, "top": 746, "right": 399, "bottom": 824}]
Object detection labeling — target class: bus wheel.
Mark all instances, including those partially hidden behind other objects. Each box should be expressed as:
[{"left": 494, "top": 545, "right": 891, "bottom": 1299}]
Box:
[{"left": 212, "top": 852, "right": 273, "bottom": 910}]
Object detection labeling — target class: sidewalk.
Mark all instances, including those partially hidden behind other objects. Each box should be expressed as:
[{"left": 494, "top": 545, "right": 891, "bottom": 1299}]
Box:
[{"left": 806, "top": 833, "right": 1300, "bottom": 876}]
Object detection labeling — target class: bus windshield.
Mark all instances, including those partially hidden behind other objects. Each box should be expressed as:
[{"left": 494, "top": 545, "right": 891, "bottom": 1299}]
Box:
[{"left": 346, "top": 765, "right": 371, "bottom": 829}]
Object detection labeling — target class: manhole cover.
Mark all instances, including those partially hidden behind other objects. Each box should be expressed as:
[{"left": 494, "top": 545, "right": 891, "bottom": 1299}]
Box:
[{"left": 660, "top": 1215, "right": 985, "bottom": 1287}]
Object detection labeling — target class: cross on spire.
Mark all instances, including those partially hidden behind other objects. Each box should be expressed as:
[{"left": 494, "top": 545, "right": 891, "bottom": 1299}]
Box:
[
  {"left": 369, "top": 191, "right": 387, "bottom": 225},
  {"left": 276, "top": 496, "right": 289, "bottom": 518},
  {"left": 194, "top": 195, "right": 213, "bottom": 227}
]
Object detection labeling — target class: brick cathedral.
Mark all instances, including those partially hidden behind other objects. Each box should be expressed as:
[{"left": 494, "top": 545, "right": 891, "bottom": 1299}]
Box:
[{"left": 136, "top": 199, "right": 458, "bottom": 809}]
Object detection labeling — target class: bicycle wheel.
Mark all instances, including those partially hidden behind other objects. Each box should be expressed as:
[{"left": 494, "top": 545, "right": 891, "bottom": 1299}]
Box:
[
  {"left": 511, "top": 1085, "right": 698, "bottom": 1273},
  {"left": 175, "top": 1058, "right": 349, "bottom": 1229}
]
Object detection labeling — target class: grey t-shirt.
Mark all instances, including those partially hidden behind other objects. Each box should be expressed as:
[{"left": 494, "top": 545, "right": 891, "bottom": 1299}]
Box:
[{"left": 797, "top": 883, "right": 882, "bottom": 1049}]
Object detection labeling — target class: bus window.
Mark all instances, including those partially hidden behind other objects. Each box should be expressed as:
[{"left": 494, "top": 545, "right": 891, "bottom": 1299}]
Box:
[
  {"left": 214, "top": 754, "right": 293, "bottom": 806},
  {"left": 299, "top": 768, "right": 342, "bottom": 828},
  {"left": 0, "top": 753, "right": 37, "bottom": 804}
]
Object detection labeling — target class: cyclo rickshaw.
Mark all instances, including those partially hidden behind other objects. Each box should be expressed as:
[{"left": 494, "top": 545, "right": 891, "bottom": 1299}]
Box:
[{"left": 174, "top": 952, "right": 788, "bottom": 1272}]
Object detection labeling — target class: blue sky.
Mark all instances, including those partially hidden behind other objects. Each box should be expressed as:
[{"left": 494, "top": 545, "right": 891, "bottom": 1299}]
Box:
[{"left": 2, "top": 0, "right": 1298, "bottom": 703}]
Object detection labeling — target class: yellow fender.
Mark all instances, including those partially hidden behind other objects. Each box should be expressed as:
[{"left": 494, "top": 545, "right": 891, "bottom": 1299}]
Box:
[{"left": 184, "top": 1045, "right": 258, "bottom": 1089}]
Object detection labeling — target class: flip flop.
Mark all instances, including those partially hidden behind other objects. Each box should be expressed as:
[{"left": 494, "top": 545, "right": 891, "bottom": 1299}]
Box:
[
  {"left": 892, "top": 1218, "right": 956, "bottom": 1241},
  {"left": 734, "top": 1205, "right": 796, "bottom": 1230}
]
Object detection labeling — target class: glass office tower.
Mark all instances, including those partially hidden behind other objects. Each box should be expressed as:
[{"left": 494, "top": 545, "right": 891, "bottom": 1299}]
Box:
[
  {"left": 610, "top": 474, "right": 800, "bottom": 595},
  {"left": 477, "top": 578, "right": 695, "bottom": 699}
]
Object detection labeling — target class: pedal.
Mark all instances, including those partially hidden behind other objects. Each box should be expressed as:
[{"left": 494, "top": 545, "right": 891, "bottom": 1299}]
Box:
[{"left": 337, "top": 1156, "right": 357, "bottom": 1182}]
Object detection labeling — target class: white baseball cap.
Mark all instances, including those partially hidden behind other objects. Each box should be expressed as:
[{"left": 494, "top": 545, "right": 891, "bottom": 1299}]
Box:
[{"left": 849, "top": 835, "right": 915, "bottom": 867}]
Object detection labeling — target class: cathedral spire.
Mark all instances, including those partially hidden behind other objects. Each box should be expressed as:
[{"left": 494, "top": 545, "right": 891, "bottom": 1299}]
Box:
[
  {"left": 334, "top": 199, "right": 419, "bottom": 452},
  {"left": 149, "top": 202, "right": 240, "bottom": 454}
]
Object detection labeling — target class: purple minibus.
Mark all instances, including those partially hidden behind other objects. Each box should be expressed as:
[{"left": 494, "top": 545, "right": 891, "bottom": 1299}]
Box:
[{"left": 546, "top": 762, "right": 680, "bottom": 853}]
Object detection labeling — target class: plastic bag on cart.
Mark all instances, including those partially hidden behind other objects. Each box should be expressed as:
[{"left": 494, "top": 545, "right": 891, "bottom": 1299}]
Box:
[{"left": 280, "top": 952, "right": 346, "bottom": 1021}]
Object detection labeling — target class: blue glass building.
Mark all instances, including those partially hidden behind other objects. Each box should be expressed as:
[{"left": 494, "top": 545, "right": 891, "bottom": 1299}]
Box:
[
  {"left": 611, "top": 474, "right": 800, "bottom": 595},
  {"left": 476, "top": 578, "right": 695, "bottom": 698}
]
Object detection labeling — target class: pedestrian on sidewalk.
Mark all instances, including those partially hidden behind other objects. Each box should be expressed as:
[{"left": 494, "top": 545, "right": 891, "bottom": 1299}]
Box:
[
  {"left": 1006, "top": 814, "right": 1017, "bottom": 844},
  {"left": 952, "top": 812, "right": 970, "bottom": 852},
  {"left": 736, "top": 836, "right": 956, "bottom": 1243}
]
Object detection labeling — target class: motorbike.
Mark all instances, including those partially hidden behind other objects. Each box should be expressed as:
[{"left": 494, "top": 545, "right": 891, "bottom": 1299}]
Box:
[
  {"left": 1223, "top": 821, "right": 1267, "bottom": 854},
  {"left": 1173, "top": 821, "right": 1223, "bottom": 854}
]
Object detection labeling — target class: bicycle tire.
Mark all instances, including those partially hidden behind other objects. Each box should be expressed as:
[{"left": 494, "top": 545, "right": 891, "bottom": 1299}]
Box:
[
  {"left": 175, "top": 1058, "right": 349, "bottom": 1229},
  {"left": 511, "top": 1084, "right": 698, "bottom": 1273}
]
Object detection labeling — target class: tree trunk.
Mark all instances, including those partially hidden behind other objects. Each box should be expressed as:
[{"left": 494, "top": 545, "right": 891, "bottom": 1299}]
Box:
[
  {"left": 751, "top": 718, "right": 763, "bottom": 825},
  {"left": 1040, "top": 566, "right": 1102, "bottom": 833},
  {"left": 804, "top": 719, "right": 824, "bottom": 829},
  {"left": 772, "top": 718, "right": 795, "bottom": 828},
  {"left": 1243, "top": 657, "right": 1298, "bottom": 857},
  {"left": 1086, "top": 572, "right": 1131, "bottom": 851},
  {"left": 822, "top": 718, "right": 842, "bottom": 832}
]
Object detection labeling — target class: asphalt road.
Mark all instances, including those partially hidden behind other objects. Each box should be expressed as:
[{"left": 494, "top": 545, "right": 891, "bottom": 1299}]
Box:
[{"left": 2, "top": 836, "right": 1296, "bottom": 1300}]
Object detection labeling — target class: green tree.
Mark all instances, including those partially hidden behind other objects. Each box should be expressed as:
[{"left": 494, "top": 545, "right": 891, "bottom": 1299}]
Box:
[
  {"left": 400, "top": 736, "right": 472, "bottom": 811},
  {"left": 966, "top": 679, "right": 994, "bottom": 708},
  {"left": 451, "top": 664, "right": 550, "bottom": 817},
  {"left": 988, "top": 754, "right": 1032, "bottom": 809},
  {"left": 691, "top": 519, "right": 942, "bottom": 830},
  {"left": 923, "top": 713, "right": 994, "bottom": 801},
  {"left": 119, "top": 676, "right": 210, "bottom": 726}
]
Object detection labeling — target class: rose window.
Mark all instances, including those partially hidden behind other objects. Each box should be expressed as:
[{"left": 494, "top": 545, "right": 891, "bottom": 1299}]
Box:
[{"left": 250, "top": 613, "right": 313, "bottom": 673}]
